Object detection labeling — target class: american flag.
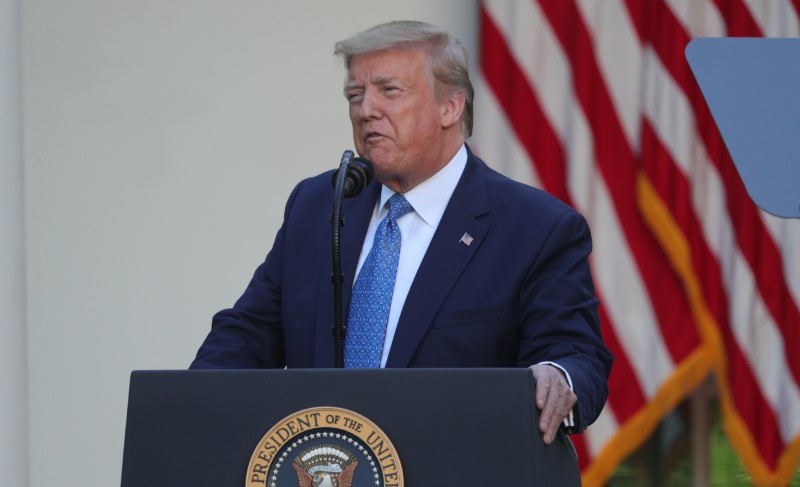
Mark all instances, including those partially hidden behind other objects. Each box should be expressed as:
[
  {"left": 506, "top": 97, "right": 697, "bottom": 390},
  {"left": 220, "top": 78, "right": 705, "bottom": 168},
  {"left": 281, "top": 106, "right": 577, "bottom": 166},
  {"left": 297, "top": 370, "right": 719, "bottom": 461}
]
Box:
[{"left": 474, "top": 1, "right": 800, "bottom": 485}]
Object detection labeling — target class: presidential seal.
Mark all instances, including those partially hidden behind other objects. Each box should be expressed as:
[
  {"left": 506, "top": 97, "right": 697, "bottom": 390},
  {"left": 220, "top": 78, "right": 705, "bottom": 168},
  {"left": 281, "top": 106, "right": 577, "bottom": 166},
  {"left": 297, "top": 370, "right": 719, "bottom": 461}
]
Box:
[{"left": 246, "top": 407, "right": 403, "bottom": 487}]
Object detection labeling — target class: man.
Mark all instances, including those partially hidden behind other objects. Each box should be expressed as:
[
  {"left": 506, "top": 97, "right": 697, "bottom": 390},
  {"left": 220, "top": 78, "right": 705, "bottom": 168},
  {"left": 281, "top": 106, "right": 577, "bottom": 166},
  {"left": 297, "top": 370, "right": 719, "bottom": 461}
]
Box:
[{"left": 191, "top": 20, "right": 612, "bottom": 445}]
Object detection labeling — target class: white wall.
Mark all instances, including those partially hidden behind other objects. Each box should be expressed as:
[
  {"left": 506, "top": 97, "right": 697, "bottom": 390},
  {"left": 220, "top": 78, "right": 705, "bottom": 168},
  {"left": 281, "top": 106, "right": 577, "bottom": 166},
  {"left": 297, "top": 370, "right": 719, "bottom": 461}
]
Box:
[
  {"left": 1, "top": 0, "right": 29, "bottom": 486},
  {"left": 22, "top": 1, "right": 477, "bottom": 485}
]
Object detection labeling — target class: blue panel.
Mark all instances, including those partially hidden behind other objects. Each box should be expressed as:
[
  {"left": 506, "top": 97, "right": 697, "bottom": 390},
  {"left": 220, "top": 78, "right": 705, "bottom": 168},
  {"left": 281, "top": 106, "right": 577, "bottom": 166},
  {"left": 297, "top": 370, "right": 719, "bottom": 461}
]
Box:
[{"left": 686, "top": 38, "right": 800, "bottom": 218}]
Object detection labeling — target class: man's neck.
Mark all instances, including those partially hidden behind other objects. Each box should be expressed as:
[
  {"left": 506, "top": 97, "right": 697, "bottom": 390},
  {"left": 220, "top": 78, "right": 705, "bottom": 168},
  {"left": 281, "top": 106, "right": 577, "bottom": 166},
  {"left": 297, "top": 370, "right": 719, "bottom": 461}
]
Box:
[{"left": 381, "top": 135, "right": 465, "bottom": 193}]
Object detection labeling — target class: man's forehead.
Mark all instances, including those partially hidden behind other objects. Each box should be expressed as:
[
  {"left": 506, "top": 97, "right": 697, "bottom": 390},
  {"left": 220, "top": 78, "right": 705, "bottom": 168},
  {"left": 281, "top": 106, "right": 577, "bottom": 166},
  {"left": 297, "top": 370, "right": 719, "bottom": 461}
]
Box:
[{"left": 349, "top": 45, "right": 429, "bottom": 65}]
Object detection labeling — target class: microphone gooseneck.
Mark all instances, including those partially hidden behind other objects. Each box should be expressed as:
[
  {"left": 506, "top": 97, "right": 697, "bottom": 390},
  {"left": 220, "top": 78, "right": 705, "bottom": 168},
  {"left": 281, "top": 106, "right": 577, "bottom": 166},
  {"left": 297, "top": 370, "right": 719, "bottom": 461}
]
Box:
[{"left": 331, "top": 151, "right": 374, "bottom": 368}]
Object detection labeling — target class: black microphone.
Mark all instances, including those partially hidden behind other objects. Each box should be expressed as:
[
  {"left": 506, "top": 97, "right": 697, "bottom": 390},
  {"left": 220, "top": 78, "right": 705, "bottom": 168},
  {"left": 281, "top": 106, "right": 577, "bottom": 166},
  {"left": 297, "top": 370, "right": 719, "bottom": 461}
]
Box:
[{"left": 331, "top": 154, "right": 374, "bottom": 197}]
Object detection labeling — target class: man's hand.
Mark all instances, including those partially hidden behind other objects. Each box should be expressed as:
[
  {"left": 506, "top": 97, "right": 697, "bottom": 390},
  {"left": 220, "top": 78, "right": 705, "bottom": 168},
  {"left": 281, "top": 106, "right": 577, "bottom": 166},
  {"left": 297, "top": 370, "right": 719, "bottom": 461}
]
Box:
[{"left": 530, "top": 364, "right": 577, "bottom": 444}]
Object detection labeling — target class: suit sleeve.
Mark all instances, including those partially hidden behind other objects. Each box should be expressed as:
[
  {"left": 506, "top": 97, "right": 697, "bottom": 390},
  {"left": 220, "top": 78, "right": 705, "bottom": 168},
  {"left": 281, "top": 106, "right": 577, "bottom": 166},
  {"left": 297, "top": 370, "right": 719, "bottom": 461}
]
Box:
[
  {"left": 189, "top": 181, "right": 306, "bottom": 369},
  {"left": 517, "top": 210, "right": 613, "bottom": 433}
]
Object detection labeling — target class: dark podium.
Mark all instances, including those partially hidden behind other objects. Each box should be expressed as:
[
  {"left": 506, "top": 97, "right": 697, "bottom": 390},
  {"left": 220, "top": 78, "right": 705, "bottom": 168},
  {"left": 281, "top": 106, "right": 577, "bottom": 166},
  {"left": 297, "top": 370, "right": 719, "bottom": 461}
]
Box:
[{"left": 121, "top": 368, "right": 581, "bottom": 486}]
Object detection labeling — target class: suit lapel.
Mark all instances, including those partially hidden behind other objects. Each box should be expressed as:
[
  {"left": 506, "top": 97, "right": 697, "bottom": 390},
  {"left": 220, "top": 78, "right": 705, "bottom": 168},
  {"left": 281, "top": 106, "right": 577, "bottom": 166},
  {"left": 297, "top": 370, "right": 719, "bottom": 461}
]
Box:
[
  {"left": 313, "top": 182, "right": 380, "bottom": 367},
  {"left": 386, "top": 155, "right": 490, "bottom": 367}
]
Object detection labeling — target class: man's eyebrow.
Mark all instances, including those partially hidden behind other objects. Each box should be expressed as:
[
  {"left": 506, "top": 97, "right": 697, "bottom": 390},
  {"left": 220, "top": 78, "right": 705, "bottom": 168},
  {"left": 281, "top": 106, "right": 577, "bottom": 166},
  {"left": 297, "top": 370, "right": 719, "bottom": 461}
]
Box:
[
  {"left": 345, "top": 75, "right": 402, "bottom": 91},
  {"left": 370, "top": 75, "right": 401, "bottom": 85}
]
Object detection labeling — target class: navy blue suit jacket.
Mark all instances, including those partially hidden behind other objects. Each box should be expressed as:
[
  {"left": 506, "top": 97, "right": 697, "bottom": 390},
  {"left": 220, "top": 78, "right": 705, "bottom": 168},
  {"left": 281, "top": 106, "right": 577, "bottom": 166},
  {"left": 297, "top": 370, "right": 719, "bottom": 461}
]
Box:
[{"left": 191, "top": 149, "right": 612, "bottom": 432}]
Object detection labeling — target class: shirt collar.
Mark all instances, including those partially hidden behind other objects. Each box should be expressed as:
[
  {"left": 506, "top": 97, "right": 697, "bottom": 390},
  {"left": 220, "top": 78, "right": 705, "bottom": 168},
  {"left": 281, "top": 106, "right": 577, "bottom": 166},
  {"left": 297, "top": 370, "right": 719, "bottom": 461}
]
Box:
[{"left": 376, "top": 144, "right": 468, "bottom": 228}]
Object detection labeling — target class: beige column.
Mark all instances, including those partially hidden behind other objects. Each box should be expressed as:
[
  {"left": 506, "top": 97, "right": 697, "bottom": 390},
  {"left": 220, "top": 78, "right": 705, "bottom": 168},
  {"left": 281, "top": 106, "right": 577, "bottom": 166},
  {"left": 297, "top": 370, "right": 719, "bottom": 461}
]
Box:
[{"left": 0, "top": 0, "right": 30, "bottom": 486}]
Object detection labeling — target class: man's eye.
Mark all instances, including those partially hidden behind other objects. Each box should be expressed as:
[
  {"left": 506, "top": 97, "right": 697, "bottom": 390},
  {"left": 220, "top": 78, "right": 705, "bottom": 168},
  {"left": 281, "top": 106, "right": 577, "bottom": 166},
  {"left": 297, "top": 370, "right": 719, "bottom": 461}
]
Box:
[{"left": 347, "top": 92, "right": 363, "bottom": 102}]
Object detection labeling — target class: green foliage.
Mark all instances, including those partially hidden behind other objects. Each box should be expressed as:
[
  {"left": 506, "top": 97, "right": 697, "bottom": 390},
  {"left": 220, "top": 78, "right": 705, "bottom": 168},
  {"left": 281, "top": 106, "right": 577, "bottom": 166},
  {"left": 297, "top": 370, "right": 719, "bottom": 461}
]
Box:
[{"left": 606, "top": 402, "right": 800, "bottom": 486}]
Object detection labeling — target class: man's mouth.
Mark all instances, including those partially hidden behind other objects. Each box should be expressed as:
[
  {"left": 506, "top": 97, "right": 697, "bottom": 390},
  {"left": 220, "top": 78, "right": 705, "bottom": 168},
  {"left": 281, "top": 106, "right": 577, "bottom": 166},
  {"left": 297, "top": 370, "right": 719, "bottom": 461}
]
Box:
[{"left": 365, "top": 131, "right": 384, "bottom": 142}]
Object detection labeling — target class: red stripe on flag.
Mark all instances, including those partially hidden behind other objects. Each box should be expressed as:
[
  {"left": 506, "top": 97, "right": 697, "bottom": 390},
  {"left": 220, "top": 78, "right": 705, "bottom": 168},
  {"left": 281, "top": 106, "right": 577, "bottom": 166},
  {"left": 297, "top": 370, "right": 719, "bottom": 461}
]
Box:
[
  {"left": 712, "top": 0, "right": 764, "bottom": 36},
  {"left": 571, "top": 434, "right": 590, "bottom": 470}
]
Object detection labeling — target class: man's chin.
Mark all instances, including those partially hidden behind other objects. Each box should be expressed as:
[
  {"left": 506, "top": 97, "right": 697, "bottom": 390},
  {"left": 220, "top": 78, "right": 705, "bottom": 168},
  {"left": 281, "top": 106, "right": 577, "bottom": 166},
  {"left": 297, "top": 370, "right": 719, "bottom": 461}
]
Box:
[{"left": 362, "top": 149, "right": 393, "bottom": 169}]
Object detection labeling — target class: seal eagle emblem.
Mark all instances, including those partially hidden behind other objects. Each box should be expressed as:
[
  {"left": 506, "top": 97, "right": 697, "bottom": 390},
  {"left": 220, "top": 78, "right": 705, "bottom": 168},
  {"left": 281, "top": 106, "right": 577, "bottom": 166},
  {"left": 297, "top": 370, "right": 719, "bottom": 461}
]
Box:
[{"left": 292, "top": 445, "right": 358, "bottom": 487}]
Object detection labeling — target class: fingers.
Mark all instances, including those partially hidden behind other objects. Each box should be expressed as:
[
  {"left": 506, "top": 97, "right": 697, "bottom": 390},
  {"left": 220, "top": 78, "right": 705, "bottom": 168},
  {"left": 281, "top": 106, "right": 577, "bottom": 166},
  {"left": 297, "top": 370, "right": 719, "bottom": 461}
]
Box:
[
  {"left": 531, "top": 365, "right": 577, "bottom": 444},
  {"left": 539, "top": 381, "right": 576, "bottom": 444}
]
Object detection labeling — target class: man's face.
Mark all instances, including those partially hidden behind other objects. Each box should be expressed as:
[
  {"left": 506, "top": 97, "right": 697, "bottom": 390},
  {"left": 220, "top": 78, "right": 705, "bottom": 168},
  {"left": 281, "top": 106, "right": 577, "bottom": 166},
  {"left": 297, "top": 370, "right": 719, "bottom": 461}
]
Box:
[{"left": 345, "top": 48, "right": 451, "bottom": 193}]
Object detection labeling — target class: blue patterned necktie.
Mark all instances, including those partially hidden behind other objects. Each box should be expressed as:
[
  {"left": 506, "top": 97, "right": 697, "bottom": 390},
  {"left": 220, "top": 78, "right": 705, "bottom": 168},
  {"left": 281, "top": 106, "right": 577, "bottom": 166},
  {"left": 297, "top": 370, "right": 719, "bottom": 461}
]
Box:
[{"left": 344, "top": 193, "right": 414, "bottom": 368}]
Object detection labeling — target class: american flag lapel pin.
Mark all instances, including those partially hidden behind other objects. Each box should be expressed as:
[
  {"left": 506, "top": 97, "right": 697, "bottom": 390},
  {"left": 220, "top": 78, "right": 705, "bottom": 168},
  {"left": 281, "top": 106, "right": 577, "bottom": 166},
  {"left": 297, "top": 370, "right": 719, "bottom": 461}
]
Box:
[{"left": 458, "top": 232, "right": 474, "bottom": 246}]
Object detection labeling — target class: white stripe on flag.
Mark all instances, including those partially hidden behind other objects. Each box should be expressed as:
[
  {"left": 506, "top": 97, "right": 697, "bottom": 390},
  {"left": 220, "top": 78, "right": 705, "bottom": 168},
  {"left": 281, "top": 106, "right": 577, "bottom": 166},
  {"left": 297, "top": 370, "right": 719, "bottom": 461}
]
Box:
[
  {"left": 664, "top": 0, "right": 726, "bottom": 38},
  {"left": 584, "top": 407, "right": 619, "bottom": 458},
  {"left": 743, "top": 0, "right": 800, "bottom": 36}
]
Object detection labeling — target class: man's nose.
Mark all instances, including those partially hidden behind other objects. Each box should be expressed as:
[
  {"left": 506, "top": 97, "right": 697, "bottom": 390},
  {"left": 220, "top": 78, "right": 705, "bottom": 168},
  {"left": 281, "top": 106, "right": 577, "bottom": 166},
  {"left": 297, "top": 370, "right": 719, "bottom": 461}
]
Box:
[{"left": 358, "top": 90, "right": 381, "bottom": 120}]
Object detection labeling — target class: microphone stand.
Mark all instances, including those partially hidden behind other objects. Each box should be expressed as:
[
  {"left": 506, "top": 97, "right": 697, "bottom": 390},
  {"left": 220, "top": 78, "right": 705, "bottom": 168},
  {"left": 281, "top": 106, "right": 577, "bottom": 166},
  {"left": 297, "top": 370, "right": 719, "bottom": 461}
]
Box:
[{"left": 331, "top": 150, "right": 354, "bottom": 368}]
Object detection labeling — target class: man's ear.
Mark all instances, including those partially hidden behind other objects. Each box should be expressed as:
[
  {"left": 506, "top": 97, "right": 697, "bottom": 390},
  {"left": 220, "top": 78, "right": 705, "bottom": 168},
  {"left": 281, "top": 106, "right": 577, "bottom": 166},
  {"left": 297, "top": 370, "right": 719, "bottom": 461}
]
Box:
[{"left": 440, "top": 90, "right": 466, "bottom": 130}]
